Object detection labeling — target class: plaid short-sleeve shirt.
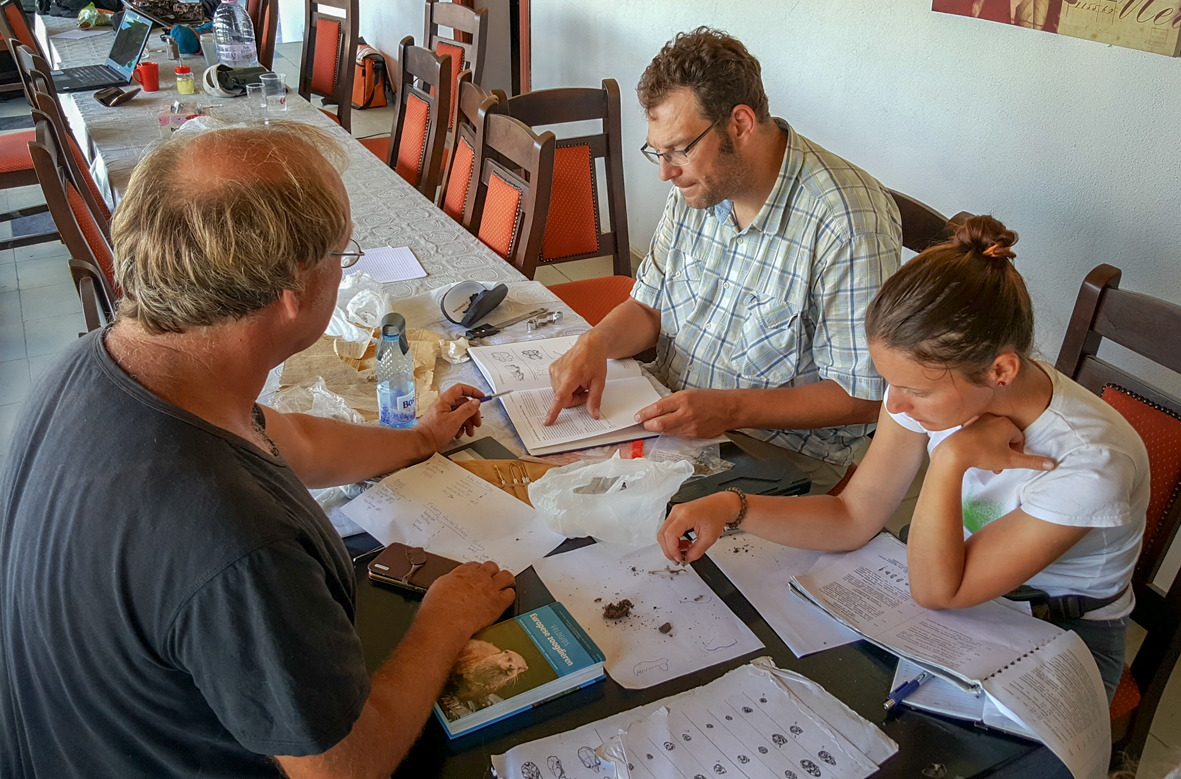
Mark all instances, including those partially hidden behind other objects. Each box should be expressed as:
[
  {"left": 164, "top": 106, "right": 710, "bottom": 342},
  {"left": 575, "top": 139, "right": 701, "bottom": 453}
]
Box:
[{"left": 631, "top": 121, "right": 902, "bottom": 466}]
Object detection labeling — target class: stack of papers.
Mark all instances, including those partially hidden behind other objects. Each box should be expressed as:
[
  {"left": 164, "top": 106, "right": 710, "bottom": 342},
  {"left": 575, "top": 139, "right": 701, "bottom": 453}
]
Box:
[{"left": 491, "top": 658, "right": 898, "bottom": 779}]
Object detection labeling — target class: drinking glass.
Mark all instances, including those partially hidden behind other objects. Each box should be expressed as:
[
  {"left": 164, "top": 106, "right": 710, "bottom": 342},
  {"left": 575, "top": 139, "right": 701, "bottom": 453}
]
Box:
[
  {"left": 245, "top": 82, "right": 268, "bottom": 123},
  {"left": 259, "top": 72, "right": 287, "bottom": 113}
]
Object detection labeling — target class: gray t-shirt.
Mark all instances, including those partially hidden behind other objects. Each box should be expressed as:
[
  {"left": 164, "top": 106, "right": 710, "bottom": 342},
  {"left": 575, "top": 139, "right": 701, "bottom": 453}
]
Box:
[{"left": 0, "top": 330, "right": 370, "bottom": 778}]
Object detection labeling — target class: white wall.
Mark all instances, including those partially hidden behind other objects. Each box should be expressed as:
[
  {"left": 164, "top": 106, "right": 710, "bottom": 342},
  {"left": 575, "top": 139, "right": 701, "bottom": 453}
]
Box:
[{"left": 531, "top": 0, "right": 1181, "bottom": 398}]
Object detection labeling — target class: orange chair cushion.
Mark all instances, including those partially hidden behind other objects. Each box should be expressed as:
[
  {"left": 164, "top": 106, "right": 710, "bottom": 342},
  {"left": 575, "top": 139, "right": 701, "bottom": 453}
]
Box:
[
  {"left": 435, "top": 40, "right": 464, "bottom": 130},
  {"left": 66, "top": 182, "right": 116, "bottom": 293},
  {"left": 310, "top": 17, "right": 341, "bottom": 96},
  {"left": 1101, "top": 386, "right": 1181, "bottom": 578},
  {"left": 477, "top": 172, "right": 522, "bottom": 259},
  {"left": 442, "top": 136, "right": 475, "bottom": 221},
  {"left": 548, "top": 275, "right": 635, "bottom": 327},
  {"left": 541, "top": 144, "right": 600, "bottom": 262},
  {"left": 0, "top": 129, "right": 35, "bottom": 174},
  {"left": 1110, "top": 664, "right": 1141, "bottom": 721},
  {"left": 395, "top": 92, "right": 430, "bottom": 185},
  {"left": 359, "top": 134, "right": 390, "bottom": 160},
  {"left": 320, "top": 108, "right": 341, "bottom": 125},
  {"left": 5, "top": 4, "right": 37, "bottom": 51}
]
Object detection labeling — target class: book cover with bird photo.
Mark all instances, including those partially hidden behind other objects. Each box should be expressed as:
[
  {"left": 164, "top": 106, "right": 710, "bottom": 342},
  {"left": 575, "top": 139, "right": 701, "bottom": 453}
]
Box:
[{"left": 434, "top": 602, "right": 606, "bottom": 737}]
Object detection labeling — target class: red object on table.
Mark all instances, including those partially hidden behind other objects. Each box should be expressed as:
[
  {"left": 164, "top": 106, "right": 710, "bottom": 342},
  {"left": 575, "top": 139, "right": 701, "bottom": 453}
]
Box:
[{"left": 132, "top": 61, "right": 159, "bottom": 91}]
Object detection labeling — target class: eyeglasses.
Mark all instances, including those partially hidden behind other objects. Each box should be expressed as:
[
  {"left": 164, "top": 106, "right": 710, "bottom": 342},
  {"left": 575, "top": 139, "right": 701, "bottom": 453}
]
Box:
[
  {"left": 640, "top": 121, "right": 718, "bottom": 166},
  {"left": 330, "top": 239, "right": 365, "bottom": 268}
]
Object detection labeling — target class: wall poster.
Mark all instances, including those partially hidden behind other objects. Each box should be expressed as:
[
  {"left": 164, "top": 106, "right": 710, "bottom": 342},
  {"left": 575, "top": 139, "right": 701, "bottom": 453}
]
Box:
[{"left": 932, "top": 0, "right": 1181, "bottom": 56}]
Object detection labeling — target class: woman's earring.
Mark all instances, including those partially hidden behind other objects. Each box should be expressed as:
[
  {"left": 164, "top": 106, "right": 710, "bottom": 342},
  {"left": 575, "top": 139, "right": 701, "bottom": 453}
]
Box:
[{"left": 997, "top": 380, "right": 1006, "bottom": 386}]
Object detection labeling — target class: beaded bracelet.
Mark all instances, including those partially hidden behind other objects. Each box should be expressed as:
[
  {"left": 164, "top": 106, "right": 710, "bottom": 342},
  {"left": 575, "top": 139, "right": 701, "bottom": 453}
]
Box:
[{"left": 724, "top": 487, "right": 748, "bottom": 530}]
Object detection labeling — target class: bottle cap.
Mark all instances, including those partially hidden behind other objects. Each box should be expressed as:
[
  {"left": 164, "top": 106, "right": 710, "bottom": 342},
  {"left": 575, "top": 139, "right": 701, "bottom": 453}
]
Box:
[{"left": 175, "top": 65, "right": 191, "bottom": 74}]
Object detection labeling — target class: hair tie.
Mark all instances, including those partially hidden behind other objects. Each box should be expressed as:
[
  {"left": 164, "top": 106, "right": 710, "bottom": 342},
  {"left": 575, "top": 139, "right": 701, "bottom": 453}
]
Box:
[{"left": 982, "top": 243, "right": 1015, "bottom": 260}]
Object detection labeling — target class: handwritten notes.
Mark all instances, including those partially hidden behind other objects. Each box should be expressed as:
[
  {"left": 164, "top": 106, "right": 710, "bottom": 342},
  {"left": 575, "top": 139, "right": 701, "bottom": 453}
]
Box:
[{"left": 340, "top": 453, "right": 564, "bottom": 574}]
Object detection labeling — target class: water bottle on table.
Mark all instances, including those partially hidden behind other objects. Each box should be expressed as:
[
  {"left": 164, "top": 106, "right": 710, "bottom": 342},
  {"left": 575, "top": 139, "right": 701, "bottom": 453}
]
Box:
[
  {"left": 212, "top": 0, "right": 260, "bottom": 68},
  {"left": 376, "top": 313, "right": 415, "bottom": 429}
]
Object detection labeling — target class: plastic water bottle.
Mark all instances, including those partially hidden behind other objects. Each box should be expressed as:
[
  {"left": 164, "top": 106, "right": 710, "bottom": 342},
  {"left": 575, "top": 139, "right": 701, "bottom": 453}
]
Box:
[
  {"left": 212, "top": 0, "right": 260, "bottom": 69},
  {"left": 376, "top": 313, "right": 416, "bottom": 429}
]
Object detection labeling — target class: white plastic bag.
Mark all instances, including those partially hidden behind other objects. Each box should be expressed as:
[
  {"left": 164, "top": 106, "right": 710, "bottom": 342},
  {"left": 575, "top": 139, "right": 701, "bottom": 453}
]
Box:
[
  {"left": 270, "top": 377, "right": 365, "bottom": 424},
  {"left": 528, "top": 454, "right": 694, "bottom": 546}
]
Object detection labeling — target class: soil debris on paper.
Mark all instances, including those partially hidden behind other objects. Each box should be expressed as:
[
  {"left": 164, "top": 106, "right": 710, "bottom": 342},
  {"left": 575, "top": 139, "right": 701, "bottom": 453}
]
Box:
[
  {"left": 658, "top": 622, "right": 673, "bottom": 634},
  {"left": 602, "top": 599, "right": 634, "bottom": 620}
]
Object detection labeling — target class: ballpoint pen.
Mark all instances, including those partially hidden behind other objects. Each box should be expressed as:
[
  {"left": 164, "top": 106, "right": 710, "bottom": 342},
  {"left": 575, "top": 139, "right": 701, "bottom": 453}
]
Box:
[
  {"left": 451, "top": 390, "right": 514, "bottom": 410},
  {"left": 884, "top": 670, "right": 931, "bottom": 711}
]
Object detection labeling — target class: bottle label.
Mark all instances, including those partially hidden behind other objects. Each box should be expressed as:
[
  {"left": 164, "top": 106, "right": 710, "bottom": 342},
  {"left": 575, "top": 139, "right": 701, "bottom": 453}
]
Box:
[
  {"left": 217, "top": 42, "right": 257, "bottom": 64},
  {"left": 393, "top": 392, "right": 416, "bottom": 426}
]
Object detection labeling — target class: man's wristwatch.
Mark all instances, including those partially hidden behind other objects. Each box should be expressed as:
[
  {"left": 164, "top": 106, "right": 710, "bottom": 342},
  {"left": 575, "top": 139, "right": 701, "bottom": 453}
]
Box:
[{"left": 724, "top": 487, "right": 748, "bottom": 531}]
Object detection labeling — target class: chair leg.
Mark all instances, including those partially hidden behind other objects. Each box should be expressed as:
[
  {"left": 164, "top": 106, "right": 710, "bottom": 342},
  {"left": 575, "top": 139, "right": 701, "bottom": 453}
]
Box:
[{"left": 0, "top": 203, "right": 59, "bottom": 251}]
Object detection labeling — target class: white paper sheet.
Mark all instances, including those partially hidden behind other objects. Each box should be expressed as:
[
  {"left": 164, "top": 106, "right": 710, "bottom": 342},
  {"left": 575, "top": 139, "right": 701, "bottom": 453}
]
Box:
[
  {"left": 501, "top": 378, "right": 662, "bottom": 454},
  {"left": 51, "top": 28, "right": 111, "bottom": 39},
  {"left": 982, "top": 630, "right": 1110, "bottom": 779},
  {"left": 339, "top": 453, "right": 564, "bottom": 574},
  {"left": 532, "top": 543, "right": 763, "bottom": 689},
  {"left": 492, "top": 659, "right": 897, "bottom": 779},
  {"left": 707, "top": 535, "right": 860, "bottom": 657},
  {"left": 342, "top": 245, "right": 426, "bottom": 283}
]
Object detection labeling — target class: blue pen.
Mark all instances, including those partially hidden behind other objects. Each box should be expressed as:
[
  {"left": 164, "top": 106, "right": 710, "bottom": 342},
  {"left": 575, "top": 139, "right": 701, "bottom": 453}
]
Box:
[{"left": 884, "top": 670, "right": 931, "bottom": 711}]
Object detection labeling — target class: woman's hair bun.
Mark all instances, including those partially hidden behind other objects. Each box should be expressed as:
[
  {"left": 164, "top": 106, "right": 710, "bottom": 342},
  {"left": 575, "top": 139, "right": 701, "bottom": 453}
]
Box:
[{"left": 952, "top": 215, "right": 1017, "bottom": 262}]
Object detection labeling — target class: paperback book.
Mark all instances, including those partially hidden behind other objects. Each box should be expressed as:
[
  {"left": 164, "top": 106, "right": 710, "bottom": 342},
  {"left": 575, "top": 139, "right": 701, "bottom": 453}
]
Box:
[{"left": 434, "top": 602, "right": 606, "bottom": 738}]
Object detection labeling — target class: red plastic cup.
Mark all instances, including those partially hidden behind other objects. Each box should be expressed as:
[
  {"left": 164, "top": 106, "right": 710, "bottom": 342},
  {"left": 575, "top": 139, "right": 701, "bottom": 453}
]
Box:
[{"left": 132, "top": 61, "right": 159, "bottom": 92}]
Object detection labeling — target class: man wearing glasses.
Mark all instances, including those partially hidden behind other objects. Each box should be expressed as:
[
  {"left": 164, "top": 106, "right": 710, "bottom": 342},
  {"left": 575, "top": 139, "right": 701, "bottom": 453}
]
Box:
[
  {"left": 0, "top": 124, "right": 516, "bottom": 778},
  {"left": 547, "top": 27, "right": 902, "bottom": 494}
]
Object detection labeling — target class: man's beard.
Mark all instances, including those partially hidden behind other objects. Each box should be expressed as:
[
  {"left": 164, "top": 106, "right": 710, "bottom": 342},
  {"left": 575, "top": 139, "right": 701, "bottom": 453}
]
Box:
[{"left": 680, "top": 132, "right": 753, "bottom": 211}]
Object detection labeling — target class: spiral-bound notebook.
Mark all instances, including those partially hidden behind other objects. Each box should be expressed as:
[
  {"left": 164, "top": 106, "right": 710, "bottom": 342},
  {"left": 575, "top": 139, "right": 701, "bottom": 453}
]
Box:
[{"left": 790, "top": 534, "right": 1111, "bottom": 779}]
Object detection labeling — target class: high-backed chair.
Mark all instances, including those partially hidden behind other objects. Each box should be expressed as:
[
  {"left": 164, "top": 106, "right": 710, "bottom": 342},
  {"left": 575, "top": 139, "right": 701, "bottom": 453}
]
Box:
[
  {"left": 826, "top": 191, "right": 952, "bottom": 498},
  {"left": 0, "top": 29, "right": 57, "bottom": 251},
  {"left": 299, "top": 0, "right": 358, "bottom": 132},
  {"left": 1055, "top": 264, "right": 1181, "bottom": 764},
  {"left": 462, "top": 113, "right": 555, "bottom": 278},
  {"left": 437, "top": 76, "right": 502, "bottom": 222},
  {"left": 358, "top": 37, "right": 451, "bottom": 198},
  {"left": 423, "top": 0, "right": 487, "bottom": 129},
  {"left": 28, "top": 112, "right": 117, "bottom": 331},
  {"left": 12, "top": 42, "right": 111, "bottom": 227},
  {"left": 245, "top": 0, "right": 278, "bottom": 71}
]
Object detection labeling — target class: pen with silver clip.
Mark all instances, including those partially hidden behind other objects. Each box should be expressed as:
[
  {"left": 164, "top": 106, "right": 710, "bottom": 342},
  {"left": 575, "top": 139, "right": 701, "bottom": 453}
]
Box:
[{"left": 884, "top": 671, "right": 931, "bottom": 711}]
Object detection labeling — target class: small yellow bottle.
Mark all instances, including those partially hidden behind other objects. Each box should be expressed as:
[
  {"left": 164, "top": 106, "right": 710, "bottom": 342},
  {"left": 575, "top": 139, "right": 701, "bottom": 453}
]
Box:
[{"left": 175, "top": 65, "right": 196, "bottom": 95}]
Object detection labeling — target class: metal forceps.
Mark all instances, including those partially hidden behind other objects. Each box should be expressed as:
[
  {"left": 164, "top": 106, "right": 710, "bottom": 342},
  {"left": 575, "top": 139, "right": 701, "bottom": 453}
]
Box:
[{"left": 400, "top": 546, "right": 428, "bottom": 585}]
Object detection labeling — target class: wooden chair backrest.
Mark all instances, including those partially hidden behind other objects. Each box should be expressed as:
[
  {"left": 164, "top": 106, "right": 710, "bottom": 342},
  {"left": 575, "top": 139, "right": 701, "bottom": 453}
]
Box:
[
  {"left": 1055, "top": 263, "right": 1181, "bottom": 758},
  {"left": 886, "top": 189, "right": 951, "bottom": 254},
  {"left": 462, "top": 112, "right": 555, "bottom": 279},
  {"left": 384, "top": 35, "right": 450, "bottom": 198},
  {"left": 437, "top": 75, "right": 502, "bottom": 222},
  {"left": 298, "top": 0, "right": 358, "bottom": 131},
  {"left": 246, "top": 0, "right": 278, "bottom": 70},
  {"left": 503, "top": 79, "right": 632, "bottom": 277}
]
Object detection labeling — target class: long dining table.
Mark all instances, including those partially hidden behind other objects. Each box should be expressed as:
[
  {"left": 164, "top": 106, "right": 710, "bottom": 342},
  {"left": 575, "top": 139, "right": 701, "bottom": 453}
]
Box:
[{"left": 34, "top": 13, "right": 1066, "bottom": 778}]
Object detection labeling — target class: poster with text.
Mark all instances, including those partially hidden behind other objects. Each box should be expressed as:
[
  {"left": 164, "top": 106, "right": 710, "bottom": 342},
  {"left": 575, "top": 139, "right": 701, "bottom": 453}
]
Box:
[{"left": 933, "top": 0, "right": 1181, "bottom": 56}]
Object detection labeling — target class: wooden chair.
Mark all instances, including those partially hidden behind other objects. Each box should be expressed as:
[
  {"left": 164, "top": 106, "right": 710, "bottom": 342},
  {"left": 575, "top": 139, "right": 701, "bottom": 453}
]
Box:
[
  {"left": 0, "top": 29, "right": 57, "bottom": 252},
  {"left": 12, "top": 42, "right": 111, "bottom": 227},
  {"left": 827, "top": 191, "right": 954, "bottom": 498},
  {"left": 358, "top": 36, "right": 451, "bottom": 198},
  {"left": 28, "top": 111, "right": 117, "bottom": 331},
  {"left": 462, "top": 113, "right": 555, "bottom": 278},
  {"left": 1055, "top": 263, "right": 1181, "bottom": 764},
  {"left": 424, "top": 0, "right": 487, "bottom": 130},
  {"left": 245, "top": 0, "right": 278, "bottom": 70},
  {"left": 503, "top": 80, "right": 633, "bottom": 328},
  {"left": 299, "top": 0, "right": 358, "bottom": 132},
  {"left": 437, "top": 76, "right": 502, "bottom": 222}
]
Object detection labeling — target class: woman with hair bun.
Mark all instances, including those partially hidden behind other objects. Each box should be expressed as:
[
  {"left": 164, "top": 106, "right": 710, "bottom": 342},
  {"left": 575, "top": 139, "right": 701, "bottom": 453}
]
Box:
[{"left": 657, "top": 215, "right": 1148, "bottom": 700}]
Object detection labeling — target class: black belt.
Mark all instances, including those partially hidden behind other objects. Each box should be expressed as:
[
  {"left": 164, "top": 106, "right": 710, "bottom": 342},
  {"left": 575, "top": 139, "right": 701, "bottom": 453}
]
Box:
[{"left": 1003, "top": 585, "right": 1128, "bottom": 623}]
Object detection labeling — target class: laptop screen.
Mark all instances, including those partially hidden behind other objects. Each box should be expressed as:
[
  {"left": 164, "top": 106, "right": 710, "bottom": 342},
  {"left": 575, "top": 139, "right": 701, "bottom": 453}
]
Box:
[{"left": 105, "top": 9, "right": 152, "bottom": 77}]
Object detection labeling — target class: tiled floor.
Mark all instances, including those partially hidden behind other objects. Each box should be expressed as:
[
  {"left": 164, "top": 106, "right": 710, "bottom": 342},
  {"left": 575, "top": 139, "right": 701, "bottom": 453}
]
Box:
[{"left": 0, "top": 41, "right": 1177, "bottom": 778}]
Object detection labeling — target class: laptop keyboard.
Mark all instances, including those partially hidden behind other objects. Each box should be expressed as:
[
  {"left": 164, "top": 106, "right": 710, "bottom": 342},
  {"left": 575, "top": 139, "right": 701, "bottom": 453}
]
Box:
[{"left": 67, "top": 65, "right": 113, "bottom": 81}]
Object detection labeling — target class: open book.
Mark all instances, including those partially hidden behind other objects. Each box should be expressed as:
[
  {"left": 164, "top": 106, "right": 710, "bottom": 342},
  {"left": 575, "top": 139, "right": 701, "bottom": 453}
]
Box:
[
  {"left": 790, "top": 534, "right": 1111, "bottom": 779},
  {"left": 468, "top": 335, "right": 662, "bottom": 456}
]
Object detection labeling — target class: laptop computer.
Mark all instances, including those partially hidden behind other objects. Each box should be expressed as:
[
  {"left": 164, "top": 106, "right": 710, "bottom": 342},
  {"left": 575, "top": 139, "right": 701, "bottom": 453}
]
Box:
[{"left": 51, "top": 9, "right": 154, "bottom": 93}]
